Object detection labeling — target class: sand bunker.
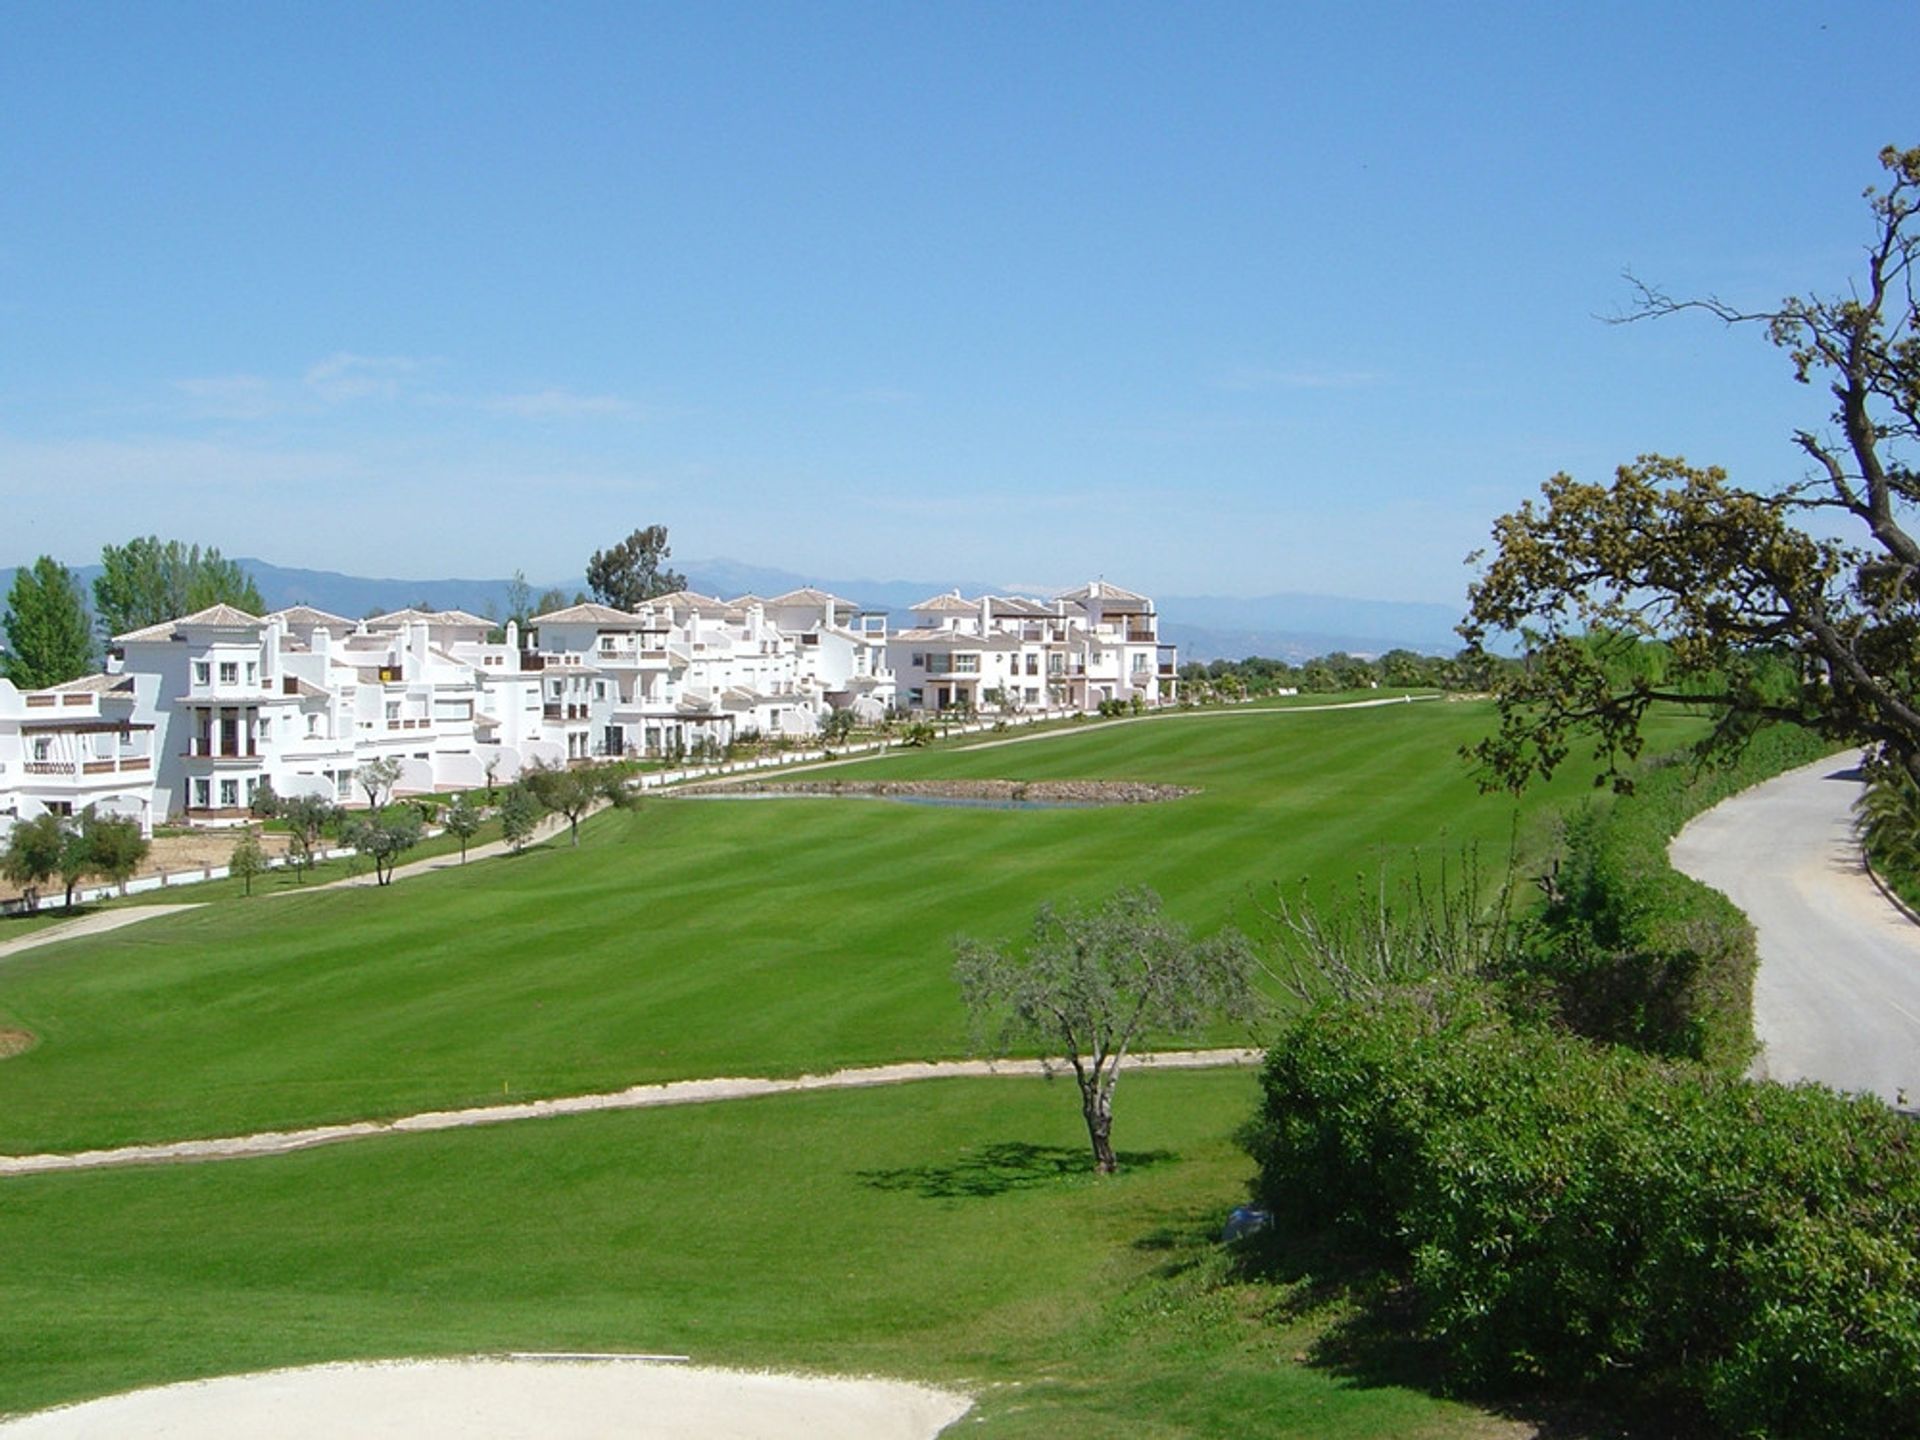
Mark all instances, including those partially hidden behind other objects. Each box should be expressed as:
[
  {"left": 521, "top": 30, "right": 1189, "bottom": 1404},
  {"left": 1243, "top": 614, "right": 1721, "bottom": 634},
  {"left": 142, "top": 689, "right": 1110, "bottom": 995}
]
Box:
[{"left": 0, "top": 1357, "right": 972, "bottom": 1439}]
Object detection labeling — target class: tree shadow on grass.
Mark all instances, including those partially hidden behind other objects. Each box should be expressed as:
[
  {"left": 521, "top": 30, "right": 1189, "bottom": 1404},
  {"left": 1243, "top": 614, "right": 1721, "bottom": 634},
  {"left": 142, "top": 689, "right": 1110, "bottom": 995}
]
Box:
[
  {"left": 856, "top": 1141, "right": 1175, "bottom": 1200},
  {"left": 1223, "top": 1229, "right": 1669, "bottom": 1440}
]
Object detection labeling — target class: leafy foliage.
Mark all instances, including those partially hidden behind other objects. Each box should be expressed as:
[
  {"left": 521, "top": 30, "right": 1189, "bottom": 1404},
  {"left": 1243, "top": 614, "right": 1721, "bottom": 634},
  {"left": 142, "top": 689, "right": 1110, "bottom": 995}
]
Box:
[
  {"left": 3, "top": 556, "right": 94, "bottom": 689},
  {"left": 1, "top": 813, "right": 67, "bottom": 911},
  {"left": 497, "top": 780, "right": 544, "bottom": 851},
  {"left": 1509, "top": 722, "right": 1834, "bottom": 1071},
  {"left": 522, "top": 760, "right": 636, "bottom": 846},
  {"left": 1, "top": 807, "right": 148, "bottom": 910},
  {"left": 227, "top": 830, "right": 268, "bottom": 896},
  {"left": 441, "top": 792, "right": 483, "bottom": 863},
  {"left": 1463, "top": 145, "right": 1920, "bottom": 791},
  {"left": 92, "top": 536, "right": 263, "bottom": 638},
  {"left": 337, "top": 806, "right": 424, "bottom": 886},
  {"left": 255, "top": 791, "right": 339, "bottom": 881},
  {"left": 583, "top": 524, "right": 686, "bottom": 610},
  {"left": 955, "top": 887, "right": 1259, "bottom": 1172},
  {"left": 1243, "top": 984, "right": 1920, "bottom": 1438}
]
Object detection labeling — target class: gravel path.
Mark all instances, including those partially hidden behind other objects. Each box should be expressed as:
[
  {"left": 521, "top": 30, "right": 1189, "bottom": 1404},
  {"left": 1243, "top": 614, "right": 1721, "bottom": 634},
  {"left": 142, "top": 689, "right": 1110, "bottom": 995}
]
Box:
[
  {"left": 1669, "top": 750, "right": 1920, "bottom": 1106},
  {"left": 0, "top": 1048, "right": 1262, "bottom": 1177}
]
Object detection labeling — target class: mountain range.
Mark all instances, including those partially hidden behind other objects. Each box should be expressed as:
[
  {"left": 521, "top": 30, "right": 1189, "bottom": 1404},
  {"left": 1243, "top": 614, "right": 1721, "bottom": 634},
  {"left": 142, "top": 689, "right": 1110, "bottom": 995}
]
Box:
[{"left": 1, "top": 555, "right": 1466, "bottom": 663}]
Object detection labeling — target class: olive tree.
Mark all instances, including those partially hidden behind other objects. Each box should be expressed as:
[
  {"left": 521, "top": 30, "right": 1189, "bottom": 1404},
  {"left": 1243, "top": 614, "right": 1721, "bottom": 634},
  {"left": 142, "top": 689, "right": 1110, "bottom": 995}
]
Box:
[
  {"left": 1, "top": 813, "right": 66, "bottom": 912},
  {"left": 442, "top": 792, "right": 483, "bottom": 863},
  {"left": 954, "top": 887, "right": 1259, "bottom": 1173},
  {"left": 338, "top": 806, "right": 423, "bottom": 886},
  {"left": 1463, "top": 145, "right": 1920, "bottom": 790}
]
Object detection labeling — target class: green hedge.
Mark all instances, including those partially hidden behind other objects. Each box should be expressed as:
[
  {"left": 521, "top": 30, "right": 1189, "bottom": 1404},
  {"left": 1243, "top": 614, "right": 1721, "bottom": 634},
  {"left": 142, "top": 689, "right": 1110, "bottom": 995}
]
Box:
[
  {"left": 1511, "top": 724, "right": 1838, "bottom": 1071},
  {"left": 1243, "top": 986, "right": 1920, "bottom": 1438}
]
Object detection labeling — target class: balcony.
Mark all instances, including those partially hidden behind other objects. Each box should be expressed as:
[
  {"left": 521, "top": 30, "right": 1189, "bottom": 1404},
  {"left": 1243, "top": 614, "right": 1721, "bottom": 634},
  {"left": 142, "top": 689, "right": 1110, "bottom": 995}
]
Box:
[
  {"left": 1126, "top": 628, "right": 1157, "bottom": 643},
  {"left": 24, "top": 761, "right": 75, "bottom": 775},
  {"left": 543, "top": 703, "right": 591, "bottom": 721}
]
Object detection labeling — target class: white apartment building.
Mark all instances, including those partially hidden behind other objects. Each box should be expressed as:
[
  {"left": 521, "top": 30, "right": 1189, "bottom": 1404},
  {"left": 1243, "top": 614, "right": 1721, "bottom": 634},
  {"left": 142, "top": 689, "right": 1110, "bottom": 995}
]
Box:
[
  {"left": 889, "top": 581, "right": 1177, "bottom": 715},
  {"left": 0, "top": 675, "right": 157, "bottom": 839},
  {"left": 0, "top": 575, "right": 1173, "bottom": 829}
]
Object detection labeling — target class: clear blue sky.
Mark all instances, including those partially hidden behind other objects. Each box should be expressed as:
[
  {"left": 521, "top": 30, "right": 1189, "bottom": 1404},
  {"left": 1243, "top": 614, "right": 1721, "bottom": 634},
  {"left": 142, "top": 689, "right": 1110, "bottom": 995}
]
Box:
[{"left": 2, "top": 2, "right": 1913, "bottom": 603}]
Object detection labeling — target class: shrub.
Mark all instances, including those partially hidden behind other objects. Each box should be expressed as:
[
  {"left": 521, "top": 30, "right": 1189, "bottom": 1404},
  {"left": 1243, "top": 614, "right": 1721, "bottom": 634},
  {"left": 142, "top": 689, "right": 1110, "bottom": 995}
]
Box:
[
  {"left": 1244, "top": 985, "right": 1920, "bottom": 1438},
  {"left": 1508, "top": 723, "right": 1835, "bottom": 1070}
]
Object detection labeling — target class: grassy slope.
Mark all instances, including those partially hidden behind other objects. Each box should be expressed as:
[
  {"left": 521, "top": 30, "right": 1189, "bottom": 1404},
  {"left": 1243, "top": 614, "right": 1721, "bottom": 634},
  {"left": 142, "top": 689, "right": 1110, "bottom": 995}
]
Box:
[
  {"left": 0, "top": 701, "right": 1697, "bottom": 1153},
  {"left": 0, "top": 1069, "right": 1508, "bottom": 1438}
]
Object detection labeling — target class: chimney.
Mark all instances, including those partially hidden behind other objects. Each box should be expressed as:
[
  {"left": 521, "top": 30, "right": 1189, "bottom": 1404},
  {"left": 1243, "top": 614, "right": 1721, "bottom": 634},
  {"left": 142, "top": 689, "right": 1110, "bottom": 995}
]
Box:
[{"left": 506, "top": 620, "right": 520, "bottom": 654}]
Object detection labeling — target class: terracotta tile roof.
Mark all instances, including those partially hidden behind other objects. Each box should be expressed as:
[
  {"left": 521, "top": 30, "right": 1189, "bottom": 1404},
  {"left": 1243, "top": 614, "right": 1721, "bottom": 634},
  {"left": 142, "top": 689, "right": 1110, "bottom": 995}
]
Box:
[
  {"left": 363, "top": 607, "right": 493, "bottom": 630},
  {"left": 908, "top": 590, "right": 980, "bottom": 613},
  {"left": 113, "top": 603, "right": 265, "bottom": 643},
  {"left": 268, "top": 605, "right": 355, "bottom": 631},
  {"left": 530, "top": 601, "right": 653, "bottom": 626}
]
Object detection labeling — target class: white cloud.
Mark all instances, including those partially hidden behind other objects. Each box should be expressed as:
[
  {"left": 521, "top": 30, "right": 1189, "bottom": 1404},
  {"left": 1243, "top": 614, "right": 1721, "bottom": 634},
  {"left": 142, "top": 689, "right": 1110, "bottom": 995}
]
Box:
[{"left": 302, "top": 353, "right": 424, "bottom": 403}]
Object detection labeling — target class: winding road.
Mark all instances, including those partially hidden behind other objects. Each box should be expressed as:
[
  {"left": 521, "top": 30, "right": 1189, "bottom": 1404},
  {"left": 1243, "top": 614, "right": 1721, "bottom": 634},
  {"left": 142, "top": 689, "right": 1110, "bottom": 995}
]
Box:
[{"left": 1669, "top": 751, "right": 1920, "bottom": 1108}]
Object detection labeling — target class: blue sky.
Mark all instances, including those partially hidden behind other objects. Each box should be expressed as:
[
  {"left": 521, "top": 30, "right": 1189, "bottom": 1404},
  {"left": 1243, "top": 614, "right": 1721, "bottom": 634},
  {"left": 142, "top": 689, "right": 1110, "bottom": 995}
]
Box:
[{"left": 2, "top": 2, "right": 1914, "bottom": 603}]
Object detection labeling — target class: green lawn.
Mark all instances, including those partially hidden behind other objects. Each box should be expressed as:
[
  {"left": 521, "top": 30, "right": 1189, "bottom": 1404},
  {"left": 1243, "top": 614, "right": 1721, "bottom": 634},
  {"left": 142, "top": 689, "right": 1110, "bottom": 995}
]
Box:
[
  {"left": 0, "top": 701, "right": 1697, "bottom": 1154},
  {"left": 0, "top": 1068, "right": 1515, "bottom": 1438}
]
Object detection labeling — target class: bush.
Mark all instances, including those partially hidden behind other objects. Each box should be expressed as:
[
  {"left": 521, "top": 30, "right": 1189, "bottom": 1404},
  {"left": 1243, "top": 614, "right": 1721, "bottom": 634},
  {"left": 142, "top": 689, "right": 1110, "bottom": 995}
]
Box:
[
  {"left": 1508, "top": 723, "right": 1835, "bottom": 1070},
  {"left": 1244, "top": 985, "right": 1920, "bottom": 1437}
]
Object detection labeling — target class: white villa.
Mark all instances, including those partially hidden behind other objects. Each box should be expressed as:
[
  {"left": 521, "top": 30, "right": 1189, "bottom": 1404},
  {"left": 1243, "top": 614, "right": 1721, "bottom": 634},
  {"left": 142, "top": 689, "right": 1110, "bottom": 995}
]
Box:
[{"left": 0, "top": 576, "right": 1175, "bottom": 834}]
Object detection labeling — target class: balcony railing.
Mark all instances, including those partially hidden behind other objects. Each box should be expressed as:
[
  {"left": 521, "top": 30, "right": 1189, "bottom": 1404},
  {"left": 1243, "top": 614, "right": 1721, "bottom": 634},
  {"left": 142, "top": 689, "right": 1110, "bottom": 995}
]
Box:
[{"left": 24, "top": 761, "right": 74, "bottom": 774}]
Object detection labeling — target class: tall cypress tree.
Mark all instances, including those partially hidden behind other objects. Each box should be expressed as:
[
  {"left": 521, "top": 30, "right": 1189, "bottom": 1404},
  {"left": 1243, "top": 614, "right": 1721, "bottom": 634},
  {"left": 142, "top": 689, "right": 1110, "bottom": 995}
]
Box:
[{"left": 3, "top": 556, "right": 95, "bottom": 689}]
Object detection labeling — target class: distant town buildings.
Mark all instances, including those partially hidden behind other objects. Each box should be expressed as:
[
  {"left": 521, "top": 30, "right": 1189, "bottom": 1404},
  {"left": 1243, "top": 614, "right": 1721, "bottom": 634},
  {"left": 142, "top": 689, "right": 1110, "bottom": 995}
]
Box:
[{"left": 0, "top": 581, "right": 1176, "bottom": 834}]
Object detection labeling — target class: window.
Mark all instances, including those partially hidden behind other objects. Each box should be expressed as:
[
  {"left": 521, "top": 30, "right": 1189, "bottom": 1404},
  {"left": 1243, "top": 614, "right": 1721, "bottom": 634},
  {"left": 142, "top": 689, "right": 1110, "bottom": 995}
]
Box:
[
  {"left": 1026, "top": 655, "right": 1039, "bottom": 675},
  {"left": 219, "top": 661, "right": 238, "bottom": 684},
  {"left": 245, "top": 662, "right": 258, "bottom": 686},
  {"left": 1048, "top": 654, "right": 1065, "bottom": 676},
  {"left": 245, "top": 777, "right": 258, "bottom": 802},
  {"left": 194, "top": 661, "right": 211, "bottom": 685},
  {"left": 909, "top": 652, "right": 925, "bottom": 668},
  {"left": 335, "top": 771, "right": 352, "bottom": 799},
  {"left": 1024, "top": 687, "right": 1039, "bottom": 703},
  {"left": 219, "top": 778, "right": 239, "bottom": 808},
  {"left": 193, "top": 779, "right": 211, "bottom": 808},
  {"left": 385, "top": 701, "right": 400, "bottom": 721},
  {"left": 307, "top": 714, "right": 320, "bottom": 737},
  {"left": 31, "top": 737, "right": 50, "bottom": 761},
  {"left": 953, "top": 654, "right": 979, "bottom": 674}
]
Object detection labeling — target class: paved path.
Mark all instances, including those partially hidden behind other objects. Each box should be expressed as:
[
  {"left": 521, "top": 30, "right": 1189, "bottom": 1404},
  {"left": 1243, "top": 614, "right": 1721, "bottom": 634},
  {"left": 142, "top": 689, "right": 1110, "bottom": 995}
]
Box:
[
  {"left": 1669, "top": 751, "right": 1920, "bottom": 1106},
  {"left": 0, "top": 1048, "right": 1262, "bottom": 1177},
  {"left": 0, "top": 904, "right": 207, "bottom": 964}
]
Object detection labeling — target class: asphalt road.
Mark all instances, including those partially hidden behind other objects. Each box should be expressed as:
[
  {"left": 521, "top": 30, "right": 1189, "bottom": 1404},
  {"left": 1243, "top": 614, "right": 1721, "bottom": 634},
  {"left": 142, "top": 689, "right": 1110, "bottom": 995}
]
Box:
[{"left": 1669, "top": 751, "right": 1920, "bottom": 1107}]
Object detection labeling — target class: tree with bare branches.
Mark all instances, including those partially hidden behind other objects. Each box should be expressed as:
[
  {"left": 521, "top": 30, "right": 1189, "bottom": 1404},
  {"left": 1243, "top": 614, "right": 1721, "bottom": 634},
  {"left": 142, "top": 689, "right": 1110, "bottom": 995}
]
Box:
[{"left": 1462, "top": 145, "right": 1920, "bottom": 790}]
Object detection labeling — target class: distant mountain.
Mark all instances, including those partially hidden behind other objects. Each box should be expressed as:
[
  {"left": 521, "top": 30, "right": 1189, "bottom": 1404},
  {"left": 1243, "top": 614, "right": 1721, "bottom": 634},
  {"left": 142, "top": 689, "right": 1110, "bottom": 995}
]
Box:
[
  {"left": 1, "top": 554, "right": 1465, "bottom": 660},
  {"left": 1153, "top": 592, "right": 1464, "bottom": 663}
]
